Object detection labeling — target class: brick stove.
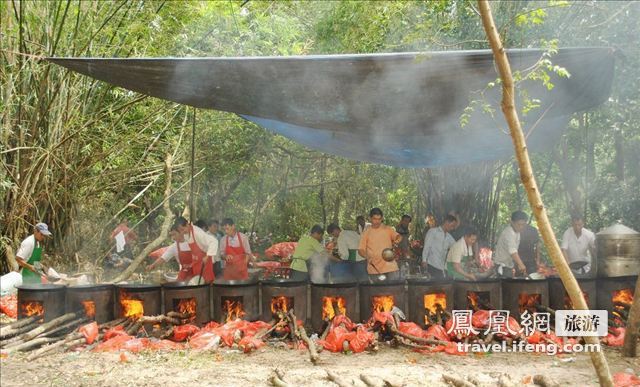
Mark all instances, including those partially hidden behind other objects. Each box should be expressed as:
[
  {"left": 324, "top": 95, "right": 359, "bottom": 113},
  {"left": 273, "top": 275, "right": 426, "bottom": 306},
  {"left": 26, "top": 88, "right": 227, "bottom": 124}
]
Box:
[
  {"left": 407, "top": 278, "right": 453, "bottom": 328},
  {"left": 310, "top": 282, "right": 359, "bottom": 332},
  {"left": 502, "top": 279, "right": 549, "bottom": 321},
  {"left": 261, "top": 279, "right": 307, "bottom": 322},
  {"left": 212, "top": 278, "right": 260, "bottom": 323},
  {"left": 66, "top": 284, "right": 115, "bottom": 323},
  {"left": 17, "top": 284, "right": 66, "bottom": 322},
  {"left": 597, "top": 275, "right": 637, "bottom": 324},
  {"left": 359, "top": 280, "right": 406, "bottom": 322},
  {"left": 453, "top": 279, "right": 502, "bottom": 311},
  {"left": 548, "top": 278, "right": 597, "bottom": 310},
  {"left": 163, "top": 283, "right": 211, "bottom": 325},
  {"left": 116, "top": 284, "right": 161, "bottom": 318}
]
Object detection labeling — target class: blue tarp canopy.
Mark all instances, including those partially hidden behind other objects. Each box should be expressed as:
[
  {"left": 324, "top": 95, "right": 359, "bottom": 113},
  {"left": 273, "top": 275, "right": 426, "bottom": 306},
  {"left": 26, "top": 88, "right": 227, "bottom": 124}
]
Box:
[{"left": 48, "top": 47, "right": 615, "bottom": 167}]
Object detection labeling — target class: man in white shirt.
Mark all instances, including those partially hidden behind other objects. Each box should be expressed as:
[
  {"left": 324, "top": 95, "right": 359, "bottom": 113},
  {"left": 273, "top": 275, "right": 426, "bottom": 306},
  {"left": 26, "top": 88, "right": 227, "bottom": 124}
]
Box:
[
  {"left": 174, "top": 216, "right": 218, "bottom": 283},
  {"left": 218, "top": 218, "right": 253, "bottom": 280},
  {"left": 561, "top": 215, "right": 596, "bottom": 276},
  {"left": 494, "top": 211, "right": 528, "bottom": 278},
  {"left": 421, "top": 215, "right": 457, "bottom": 279}
]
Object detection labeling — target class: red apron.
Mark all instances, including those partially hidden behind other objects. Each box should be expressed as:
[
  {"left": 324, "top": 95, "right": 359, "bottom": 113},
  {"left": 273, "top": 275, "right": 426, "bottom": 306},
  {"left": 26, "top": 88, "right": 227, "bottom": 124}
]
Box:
[
  {"left": 223, "top": 233, "right": 249, "bottom": 280},
  {"left": 188, "top": 225, "right": 215, "bottom": 283},
  {"left": 175, "top": 242, "right": 195, "bottom": 281}
]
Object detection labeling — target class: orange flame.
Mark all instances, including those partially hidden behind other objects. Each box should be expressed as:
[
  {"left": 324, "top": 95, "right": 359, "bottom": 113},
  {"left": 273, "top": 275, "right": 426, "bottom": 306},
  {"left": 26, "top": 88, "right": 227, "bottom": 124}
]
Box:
[
  {"left": 120, "top": 294, "right": 144, "bottom": 318},
  {"left": 423, "top": 293, "right": 447, "bottom": 324},
  {"left": 175, "top": 298, "right": 197, "bottom": 322},
  {"left": 82, "top": 300, "right": 96, "bottom": 318},
  {"left": 21, "top": 301, "right": 44, "bottom": 318},
  {"left": 271, "top": 296, "right": 293, "bottom": 315},
  {"left": 612, "top": 288, "right": 634, "bottom": 325},
  {"left": 372, "top": 295, "right": 395, "bottom": 313},
  {"left": 467, "top": 292, "right": 479, "bottom": 310},
  {"left": 518, "top": 293, "right": 541, "bottom": 314},
  {"left": 222, "top": 299, "right": 245, "bottom": 322},
  {"left": 322, "top": 296, "right": 346, "bottom": 320}
]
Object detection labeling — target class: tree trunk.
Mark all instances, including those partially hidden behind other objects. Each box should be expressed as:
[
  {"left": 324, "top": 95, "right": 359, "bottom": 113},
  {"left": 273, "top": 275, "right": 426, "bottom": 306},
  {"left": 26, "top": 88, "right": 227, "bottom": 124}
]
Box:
[
  {"left": 477, "top": 1, "right": 613, "bottom": 385},
  {"left": 111, "top": 153, "right": 174, "bottom": 283},
  {"left": 622, "top": 276, "right": 640, "bottom": 356}
]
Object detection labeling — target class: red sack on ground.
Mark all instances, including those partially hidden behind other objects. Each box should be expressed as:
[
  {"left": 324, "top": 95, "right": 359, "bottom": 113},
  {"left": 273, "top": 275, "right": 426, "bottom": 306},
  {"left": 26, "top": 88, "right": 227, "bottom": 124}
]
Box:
[
  {"left": 103, "top": 326, "right": 127, "bottom": 340},
  {"left": 472, "top": 310, "right": 490, "bottom": 329},
  {"left": 613, "top": 372, "right": 640, "bottom": 387},
  {"left": 332, "top": 315, "right": 356, "bottom": 331},
  {"left": 238, "top": 336, "right": 265, "bottom": 353},
  {"left": 0, "top": 294, "right": 18, "bottom": 318},
  {"left": 318, "top": 326, "right": 354, "bottom": 352},
  {"left": 443, "top": 342, "right": 467, "bottom": 356},
  {"left": 370, "top": 311, "right": 394, "bottom": 325},
  {"left": 603, "top": 327, "right": 626, "bottom": 347},
  {"left": 94, "top": 334, "right": 134, "bottom": 352},
  {"left": 398, "top": 322, "right": 424, "bottom": 338},
  {"left": 244, "top": 321, "right": 272, "bottom": 337},
  {"left": 123, "top": 338, "right": 151, "bottom": 352},
  {"left": 425, "top": 324, "right": 450, "bottom": 342},
  {"left": 149, "top": 339, "right": 185, "bottom": 351},
  {"left": 189, "top": 331, "right": 221, "bottom": 350},
  {"left": 527, "top": 330, "right": 544, "bottom": 344},
  {"left": 79, "top": 321, "right": 99, "bottom": 344},
  {"left": 172, "top": 324, "right": 200, "bottom": 342},
  {"left": 348, "top": 326, "right": 374, "bottom": 353},
  {"left": 202, "top": 321, "right": 221, "bottom": 331}
]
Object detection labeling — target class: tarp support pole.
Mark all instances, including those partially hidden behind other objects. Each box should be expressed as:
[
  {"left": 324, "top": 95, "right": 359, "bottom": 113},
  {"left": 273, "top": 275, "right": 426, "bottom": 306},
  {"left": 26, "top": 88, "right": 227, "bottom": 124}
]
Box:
[{"left": 190, "top": 107, "right": 196, "bottom": 221}]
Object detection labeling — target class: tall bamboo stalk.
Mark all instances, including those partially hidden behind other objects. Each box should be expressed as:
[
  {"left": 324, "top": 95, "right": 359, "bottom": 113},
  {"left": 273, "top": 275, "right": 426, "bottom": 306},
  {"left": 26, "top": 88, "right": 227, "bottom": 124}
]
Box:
[{"left": 477, "top": 1, "right": 613, "bottom": 385}]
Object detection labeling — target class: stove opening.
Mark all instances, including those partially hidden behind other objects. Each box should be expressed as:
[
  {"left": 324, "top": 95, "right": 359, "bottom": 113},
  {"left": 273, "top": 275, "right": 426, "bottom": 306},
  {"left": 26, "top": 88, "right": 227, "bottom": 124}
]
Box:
[
  {"left": 81, "top": 300, "right": 96, "bottom": 319},
  {"left": 271, "top": 296, "right": 293, "bottom": 317},
  {"left": 371, "top": 295, "right": 395, "bottom": 313},
  {"left": 467, "top": 291, "right": 490, "bottom": 310},
  {"left": 173, "top": 298, "right": 197, "bottom": 322},
  {"left": 120, "top": 293, "right": 144, "bottom": 318},
  {"left": 21, "top": 300, "right": 44, "bottom": 319},
  {"left": 612, "top": 288, "right": 633, "bottom": 326},
  {"left": 221, "top": 296, "right": 245, "bottom": 322},
  {"left": 518, "top": 293, "right": 541, "bottom": 315},
  {"left": 322, "top": 296, "right": 346, "bottom": 320},
  {"left": 423, "top": 293, "right": 447, "bottom": 325}
]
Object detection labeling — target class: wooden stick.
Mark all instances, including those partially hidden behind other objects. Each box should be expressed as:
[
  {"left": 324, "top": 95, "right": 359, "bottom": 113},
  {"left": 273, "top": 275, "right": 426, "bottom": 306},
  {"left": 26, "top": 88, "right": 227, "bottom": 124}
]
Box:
[
  {"left": 0, "top": 316, "right": 39, "bottom": 337},
  {"left": 4, "top": 336, "right": 62, "bottom": 353},
  {"left": 623, "top": 276, "right": 640, "bottom": 357},
  {"left": 387, "top": 322, "right": 449, "bottom": 346},
  {"left": 0, "top": 322, "right": 40, "bottom": 344},
  {"left": 326, "top": 370, "right": 351, "bottom": 387},
  {"left": 26, "top": 332, "right": 83, "bottom": 360},
  {"left": 360, "top": 374, "right": 384, "bottom": 387},
  {"left": 298, "top": 325, "right": 319, "bottom": 365},
  {"left": 18, "top": 312, "right": 79, "bottom": 342},
  {"left": 442, "top": 374, "right": 475, "bottom": 387},
  {"left": 36, "top": 317, "right": 88, "bottom": 339},
  {"left": 532, "top": 375, "right": 560, "bottom": 387},
  {"left": 274, "top": 369, "right": 286, "bottom": 381},
  {"left": 476, "top": 2, "right": 612, "bottom": 384},
  {"left": 269, "top": 374, "right": 289, "bottom": 387}
]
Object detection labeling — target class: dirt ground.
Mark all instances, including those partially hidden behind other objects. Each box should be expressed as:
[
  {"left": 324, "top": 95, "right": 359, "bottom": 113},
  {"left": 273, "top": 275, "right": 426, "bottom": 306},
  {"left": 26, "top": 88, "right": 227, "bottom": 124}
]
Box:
[{"left": 1, "top": 345, "right": 638, "bottom": 386}]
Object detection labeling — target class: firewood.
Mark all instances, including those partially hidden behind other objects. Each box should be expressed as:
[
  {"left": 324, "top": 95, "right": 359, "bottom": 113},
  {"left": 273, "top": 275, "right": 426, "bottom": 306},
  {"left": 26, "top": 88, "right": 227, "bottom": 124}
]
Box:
[
  {"left": 126, "top": 321, "right": 143, "bottom": 336},
  {"left": 36, "top": 317, "right": 88, "bottom": 339},
  {"left": 100, "top": 317, "right": 127, "bottom": 329},
  {"left": 532, "top": 375, "right": 560, "bottom": 387},
  {"left": 360, "top": 374, "right": 384, "bottom": 387},
  {"left": 166, "top": 311, "right": 192, "bottom": 320},
  {"left": 320, "top": 321, "right": 331, "bottom": 340},
  {"left": 274, "top": 369, "right": 286, "bottom": 381},
  {"left": 268, "top": 370, "right": 289, "bottom": 387},
  {"left": 326, "top": 370, "right": 351, "bottom": 387},
  {"left": 0, "top": 321, "right": 40, "bottom": 344},
  {"left": 26, "top": 332, "right": 83, "bottom": 360},
  {"left": 139, "top": 315, "right": 182, "bottom": 325},
  {"left": 0, "top": 316, "right": 40, "bottom": 338},
  {"left": 442, "top": 374, "right": 475, "bottom": 387},
  {"left": 383, "top": 379, "right": 404, "bottom": 387},
  {"left": 18, "top": 312, "right": 79, "bottom": 343},
  {"left": 3, "top": 336, "right": 62, "bottom": 353},
  {"left": 386, "top": 322, "right": 449, "bottom": 346},
  {"left": 256, "top": 320, "right": 280, "bottom": 340},
  {"left": 287, "top": 309, "right": 318, "bottom": 364}
]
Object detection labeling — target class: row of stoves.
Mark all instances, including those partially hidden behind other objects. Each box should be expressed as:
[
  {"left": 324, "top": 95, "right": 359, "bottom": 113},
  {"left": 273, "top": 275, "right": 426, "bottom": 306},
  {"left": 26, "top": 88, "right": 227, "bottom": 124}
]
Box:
[{"left": 16, "top": 276, "right": 637, "bottom": 332}]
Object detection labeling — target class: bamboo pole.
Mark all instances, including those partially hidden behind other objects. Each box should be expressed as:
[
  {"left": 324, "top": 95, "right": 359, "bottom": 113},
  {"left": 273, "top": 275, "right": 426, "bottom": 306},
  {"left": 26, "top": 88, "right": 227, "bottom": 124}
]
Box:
[
  {"left": 476, "top": 1, "right": 612, "bottom": 385},
  {"left": 622, "top": 277, "right": 640, "bottom": 356}
]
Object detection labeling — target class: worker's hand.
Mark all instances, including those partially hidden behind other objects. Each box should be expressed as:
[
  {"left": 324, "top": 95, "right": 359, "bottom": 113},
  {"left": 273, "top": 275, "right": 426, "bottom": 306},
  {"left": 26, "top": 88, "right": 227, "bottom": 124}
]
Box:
[
  {"left": 466, "top": 274, "right": 477, "bottom": 281},
  {"left": 517, "top": 263, "right": 527, "bottom": 276},
  {"left": 145, "top": 264, "right": 155, "bottom": 272},
  {"left": 420, "top": 261, "right": 428, "bottom": 270}
]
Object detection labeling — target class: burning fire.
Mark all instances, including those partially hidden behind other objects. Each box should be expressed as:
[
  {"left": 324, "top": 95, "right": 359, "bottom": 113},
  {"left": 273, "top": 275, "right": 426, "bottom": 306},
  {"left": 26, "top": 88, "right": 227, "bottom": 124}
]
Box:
[
  {"left": 120, "top": 298, "right": 144, "bottom": 318},
  {"left": 175, "top": 298, "right": 197, "bottom": 322},
  {"left": 518, "top": 293, "right": 541, "bottom": 314},
  {"left": 612, "top": 288, "right": 634, "bottom": 325},
  {"left": 271, "top": 296, "right": 293, "bottom": 315},
  {"left": 222, "top": 299, "right": 245, "bottom": 322},
  {"left": 82, "top": 300, "right": 96, "bottom": 319},
  {"left": 423, "top": 293, "right": 447, "bottom": 325},
  {"left": 371, "top": 295, "right": 395, "bottom": 313},
  {"left": 21, "top": 301, "right": 44, "bottom": 318},
  {"left": 322, "top": 296, "right": 346, "bottom": 320}
]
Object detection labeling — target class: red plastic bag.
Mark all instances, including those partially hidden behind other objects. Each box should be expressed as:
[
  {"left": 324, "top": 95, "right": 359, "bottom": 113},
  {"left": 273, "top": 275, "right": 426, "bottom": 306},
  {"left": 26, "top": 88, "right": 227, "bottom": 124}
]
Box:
[
  {"left": 443, "top": 342, "right": 466, "bottom": 356},
  {"left": 370, "top": 311, "right": 394, "bottom": 325},
  {"left": 472, "top": 310, "right": 490, "bottom": 329},
  {"left": 79, "top": 321, "right": 99, "bottom": 344},
  {"left": 0, "top": 294, "right": 18, "bottom": 319},
  {"left": 189, "top": 331, "right": 221, "bottom": 350},
  {"left": 238, "top": 336, "right": 265, "bottom": 353},
  {"left": 172, "top": 324, "right": 200, "bottom": 342},
  {"left": 348, "top": 326, "right": 374, "bottom": 353},
  {"left": 94, "top": 334, "right": 134, "bottom": 352},
  {"left": 318, "top": 326, "right": 353, "bottom": 352},
  {"left": 398, "top": 322, "right": 424, "bottom": 338},
  {"left": 613, "top": 372, "right": 640, "bottom": 387},
  {"left": 527, "top": 330, "right": 544, "bottom": 344},
  {"left": 603, "top": 327, "right": 626, "bottom": 347},
  {"left": 103, "top": 326, "right": 127, "bottom": 340},
  {"left": 202, "top": 321, "right": 221, "bottom": 331},
  {"left": 123, "top": 338, "right": 151, "bottom": 352},
  {"left": 332, "top": 315, "right": 355, "bottom": 331},
  {"left": 244, "top": 321, "right": 272, "bottom": 337},
  {"left": 425, "top": 324, "right": 450, "bottom": 342},
  {"left": 149, "top": 339, "right": 185, "bottom": 351}
]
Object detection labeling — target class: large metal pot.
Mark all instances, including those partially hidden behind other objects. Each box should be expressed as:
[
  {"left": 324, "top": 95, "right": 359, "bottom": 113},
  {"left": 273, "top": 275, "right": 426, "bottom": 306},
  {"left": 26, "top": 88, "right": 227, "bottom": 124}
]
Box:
[{"left": 597, "top": 222, "right": 640, "bottom": 277}]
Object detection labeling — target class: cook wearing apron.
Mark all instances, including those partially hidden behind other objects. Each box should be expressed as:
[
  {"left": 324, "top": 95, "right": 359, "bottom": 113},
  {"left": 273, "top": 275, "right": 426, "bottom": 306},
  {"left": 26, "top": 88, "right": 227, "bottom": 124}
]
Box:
[
  {"left": 175, "top": 241, "right": 195, "bottom": 281},
  {"left": 223, "top": 233, "right": 249, "bottom": 281},
  {"left": 445, "top": 230, "right": 478, "bottom": 281},
  {"left": 187, "top": 224, "right": 215, "bottom": 283},
  {"left": 16, "top": 223, "right": 52, "bottom": 284}
]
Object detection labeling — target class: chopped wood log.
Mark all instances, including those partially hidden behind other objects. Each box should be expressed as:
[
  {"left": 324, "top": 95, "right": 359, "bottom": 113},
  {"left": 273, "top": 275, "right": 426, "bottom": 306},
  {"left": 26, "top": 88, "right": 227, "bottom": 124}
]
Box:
[
  {"left": 0, "top": 322, "right": 40, "bottom": 344},
  {"left": 126, "top": 321, "right": 143, "bottom": 336},
  {"left": 4, "top": 336, "right": 62, "bottom": 353},
  {"left": 100, "top": 317, "right": 127, "bottom": 329},
  {"left": 18, "top": 312, "right": 79, "bottom": 343},
  {"left": 256, "top": 320, "right": 279, "bottom": 340},
  {"left": 0, "top": 316, "right": 40, "bottom": 337},
  {"left": 139, "top": 315, "right": 182, "bottom": 325},
  {"left": 442, "top": 374, "right": 475, "bottom": 387},
  {"left": 298, "top": 325, "right": 319, "bottom": 365},
  {"left": 360, "top": 374, "right": 384, "bottom": 387},
  {"left": 320, "top": 321, "right": 332, "bottom": 340},
  {"left": 326, "top": 370, "right": 352, "bottom": 387},
  {"left": 274, "top": 369, "right": 286, "bottom": 381},
  {"left": 269, "top": 371, "right": 289, "bottom": 387},
  {"left": 36, "top": 317, "right": 88, "bottom": 339},
  {"left": 386, "top": 322, "right": 449, "bottom": 346},
  {"left": 532, "top": 375, "right": 560, "bottom": 387},
  {"left": 26, "top": 332, "right": 83, "bottom": 360},
  {"left": 383, "top": 378, "right": 404, "bottom": 387},
  {"left": 166, "top": 311, "right": 192, "bottom": 320}
]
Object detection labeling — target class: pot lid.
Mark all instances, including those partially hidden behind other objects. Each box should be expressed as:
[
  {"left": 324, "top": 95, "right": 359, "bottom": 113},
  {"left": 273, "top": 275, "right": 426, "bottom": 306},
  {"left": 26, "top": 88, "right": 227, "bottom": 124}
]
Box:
[{"left": 597, "top": 222, "right": 639, "bottom": 236}]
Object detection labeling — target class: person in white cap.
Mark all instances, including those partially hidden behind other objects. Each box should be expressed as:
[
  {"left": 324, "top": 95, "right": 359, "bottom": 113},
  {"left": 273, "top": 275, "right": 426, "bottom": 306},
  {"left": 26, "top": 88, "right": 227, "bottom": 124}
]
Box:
[{"left": 16, "top": 223, "right": 52, "bottom": 284}]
